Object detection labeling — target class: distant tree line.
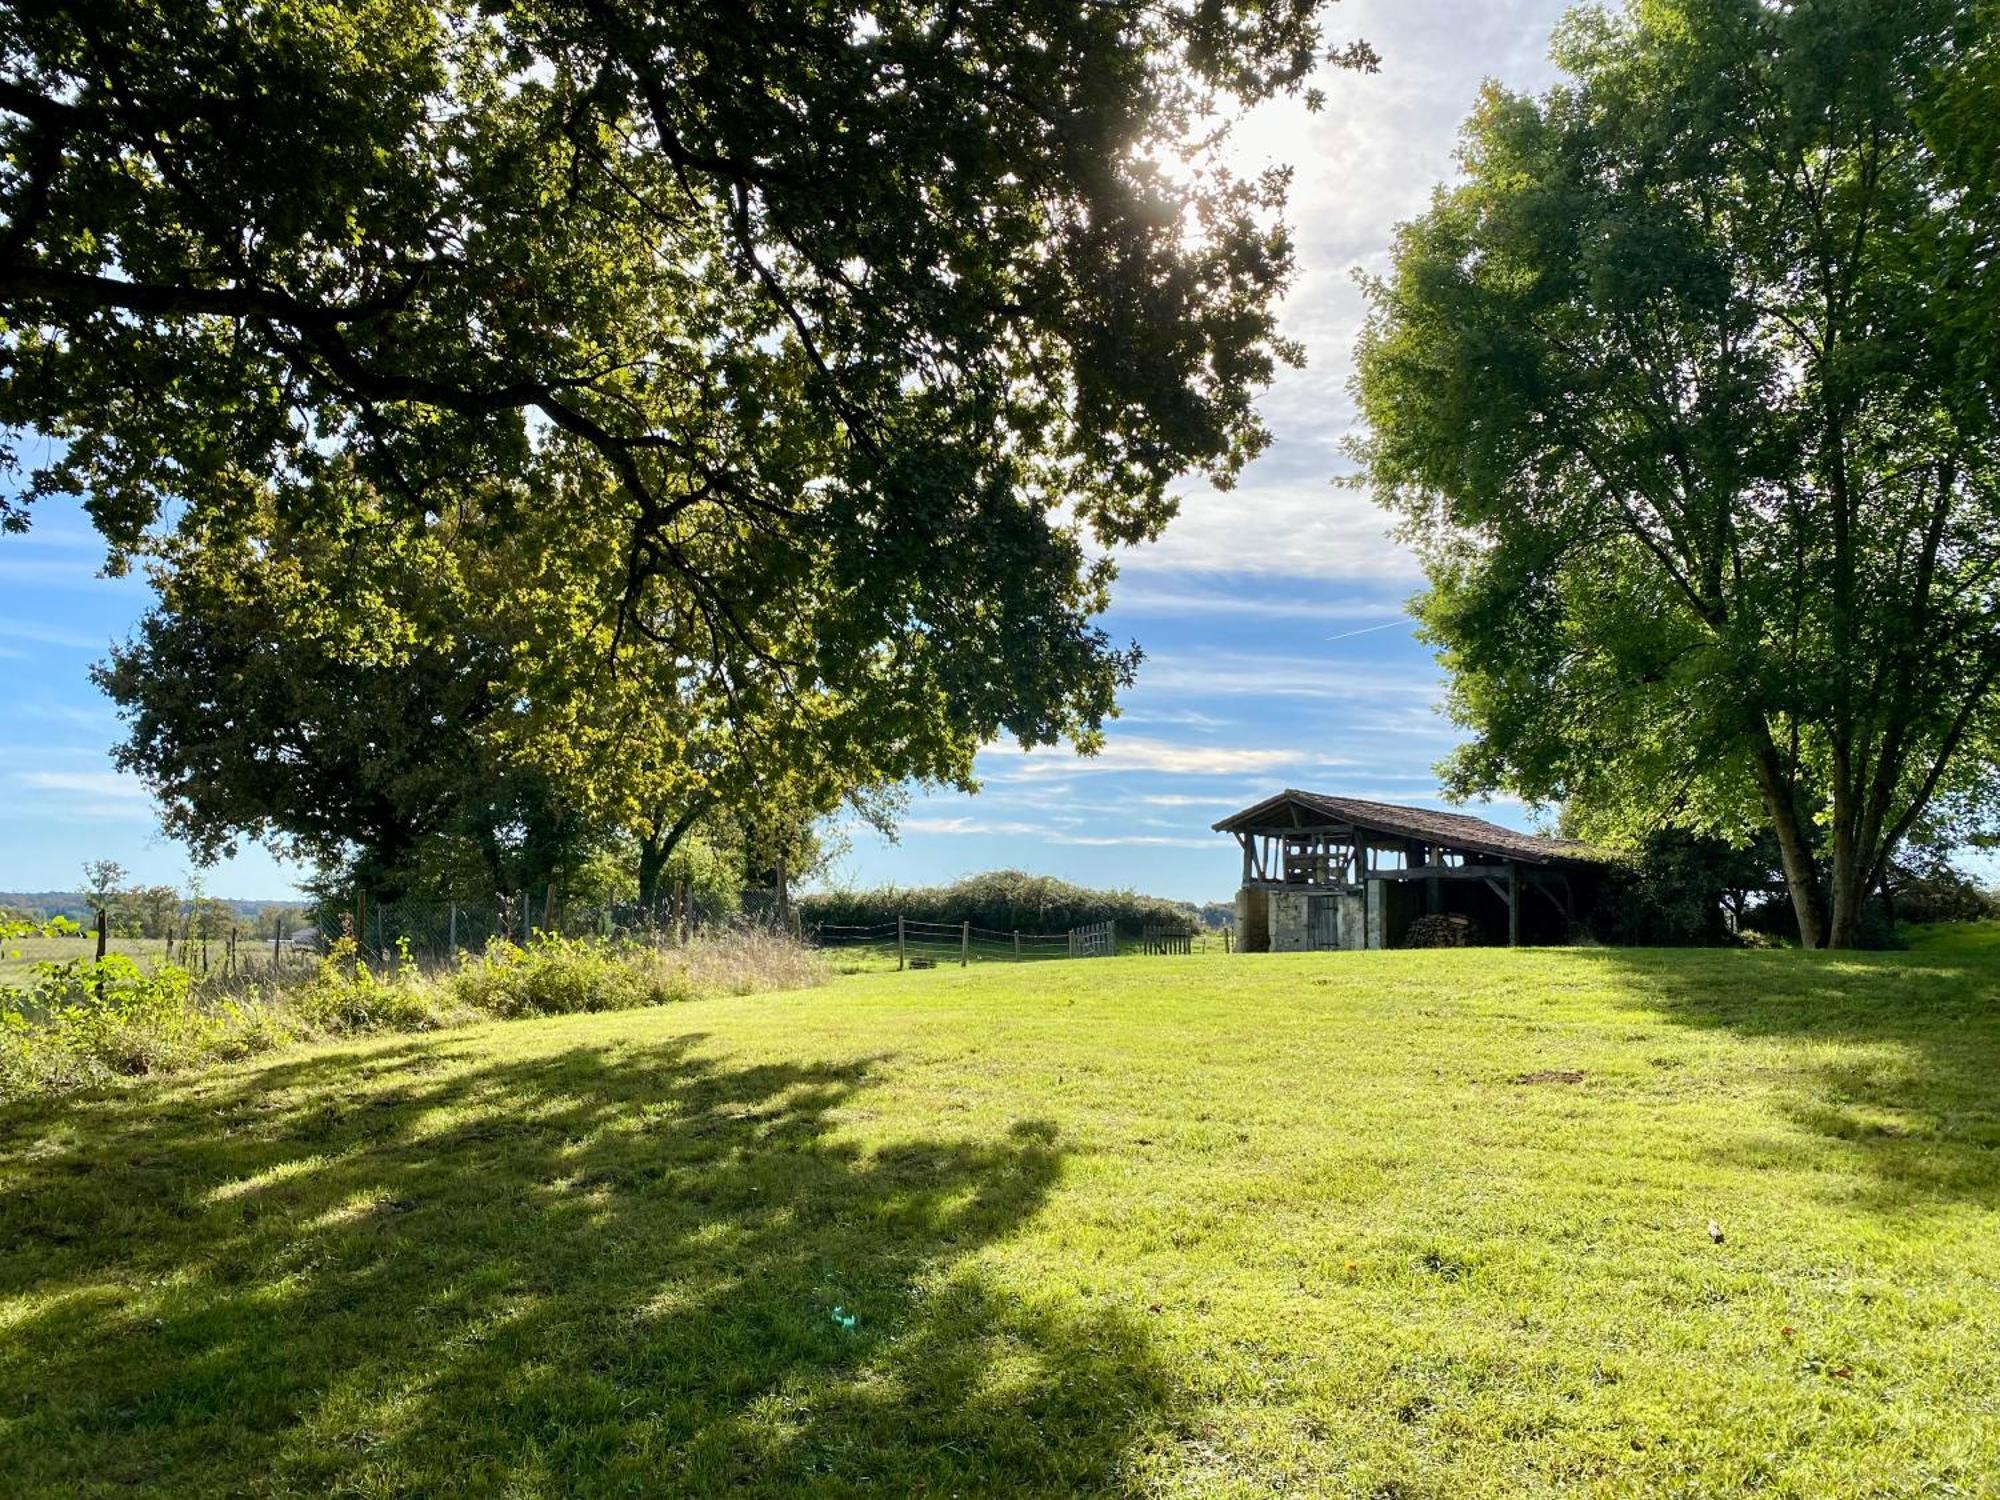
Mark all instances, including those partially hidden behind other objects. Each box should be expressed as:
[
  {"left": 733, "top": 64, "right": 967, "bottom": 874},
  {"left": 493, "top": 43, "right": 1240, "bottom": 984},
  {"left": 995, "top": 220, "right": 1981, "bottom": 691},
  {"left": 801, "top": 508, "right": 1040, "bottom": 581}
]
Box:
[{"left": 0, "top": 862, "right": 307, "bottom": 941}]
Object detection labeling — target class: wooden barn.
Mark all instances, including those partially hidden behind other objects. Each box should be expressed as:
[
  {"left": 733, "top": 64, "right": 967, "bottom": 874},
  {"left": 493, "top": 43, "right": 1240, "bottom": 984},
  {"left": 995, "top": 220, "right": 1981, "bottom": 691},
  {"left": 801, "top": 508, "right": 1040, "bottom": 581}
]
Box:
[{"left": 1214, "top": 791, "right": 1614, "bottom": 951}]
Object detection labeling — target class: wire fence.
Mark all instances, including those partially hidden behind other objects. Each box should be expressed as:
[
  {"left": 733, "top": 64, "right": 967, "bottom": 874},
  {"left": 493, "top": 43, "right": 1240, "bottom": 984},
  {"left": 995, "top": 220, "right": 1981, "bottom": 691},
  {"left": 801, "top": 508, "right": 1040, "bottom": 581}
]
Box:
[
  {"left": 812, "top": 916, "right": 1143, "bottom": 967},
  {"left": 293, "top": 896, "right": 1218, "bottom": 971},
  {"left": 322, "top": 888, "right": 772, "bottom": 968}
]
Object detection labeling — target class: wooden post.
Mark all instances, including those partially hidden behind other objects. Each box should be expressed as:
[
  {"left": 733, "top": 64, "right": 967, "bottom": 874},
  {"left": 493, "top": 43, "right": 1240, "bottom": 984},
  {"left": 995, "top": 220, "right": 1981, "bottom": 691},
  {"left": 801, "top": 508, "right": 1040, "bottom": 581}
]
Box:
[
  {"left": 1507, "top": 862, "right": 1521, "bottom": 947},
  {"left": 448, "top": 900, "right": 458, "bottom": 955},
  {"left": 775, "top": 851, "right": 790, "bottom": 933},
  {"left": 897, "top": 915, "right": 906, "bottom": 971},
  {"left": 1013, "top": 930, "right": 1021, "bottom": 958},
  {"left": 960, "top": 920, "right": 970, "bottom": 967},
  {"left": 94, "top": 908, "right": 107, "bottom": 963},
  {"left": 273, "top": 917, "right": 283, "bottom": 971}
]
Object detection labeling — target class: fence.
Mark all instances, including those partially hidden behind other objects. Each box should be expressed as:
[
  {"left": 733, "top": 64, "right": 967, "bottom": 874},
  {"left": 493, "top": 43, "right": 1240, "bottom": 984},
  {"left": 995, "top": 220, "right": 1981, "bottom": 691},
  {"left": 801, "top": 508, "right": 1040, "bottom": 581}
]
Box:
[
  {"left": 811, "top": 916, "right": 1126, "bottom": 968},
  {"left": 1140, "top": 922, "right": 1193, "bottom": 956},
  {"left": 327, "top": 888, "right": 767, "bottom": 968}
]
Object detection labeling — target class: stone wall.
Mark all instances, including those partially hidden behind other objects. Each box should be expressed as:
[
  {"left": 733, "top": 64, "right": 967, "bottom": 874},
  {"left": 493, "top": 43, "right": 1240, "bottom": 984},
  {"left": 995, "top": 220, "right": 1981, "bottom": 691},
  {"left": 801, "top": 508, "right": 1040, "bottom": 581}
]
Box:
[{"left": 1234, "top": 885, "right": 1270, "bottom": 952}]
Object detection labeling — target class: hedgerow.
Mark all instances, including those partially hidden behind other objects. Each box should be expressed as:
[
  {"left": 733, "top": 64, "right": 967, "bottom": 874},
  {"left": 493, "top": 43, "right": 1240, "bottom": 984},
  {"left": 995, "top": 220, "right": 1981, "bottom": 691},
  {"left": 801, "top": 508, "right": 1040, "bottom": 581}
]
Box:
[{"left": 798, "top": 870, "right": 1199, "bottom": 935}]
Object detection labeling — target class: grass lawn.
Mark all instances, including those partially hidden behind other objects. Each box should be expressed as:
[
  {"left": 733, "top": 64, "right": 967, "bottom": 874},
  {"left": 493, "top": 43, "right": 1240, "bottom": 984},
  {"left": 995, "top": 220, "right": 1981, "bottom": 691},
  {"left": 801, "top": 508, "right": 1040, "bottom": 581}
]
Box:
[{"left": 3, "top": 938, "right": 1997, "bottom": 1497}]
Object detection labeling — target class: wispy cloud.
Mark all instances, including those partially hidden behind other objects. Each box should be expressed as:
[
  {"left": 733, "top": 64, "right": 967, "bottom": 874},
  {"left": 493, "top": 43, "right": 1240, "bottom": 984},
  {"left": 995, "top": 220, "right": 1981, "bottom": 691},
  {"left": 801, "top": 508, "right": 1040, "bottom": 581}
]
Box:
[
  {"left": 1113, "top": 707, "right": 1233, "bottom": 730},
  {"left": 18, "top": 769, "right": 151, "bottom": 800},
  {"left": 902, "top": 816, "right": 1046, "bottom": 837},
  {"left": 1111, "top": 580, "right": 1408, "bottom": 623},
  {"left": 0, "top": 617, "right": 111, "bottom": 651},
  {"left": 1136, "top": 651, "right": 1441, "bottom": 701},
  {"left": 984, "top": 735, "right": 1320, "bottom": 779}
]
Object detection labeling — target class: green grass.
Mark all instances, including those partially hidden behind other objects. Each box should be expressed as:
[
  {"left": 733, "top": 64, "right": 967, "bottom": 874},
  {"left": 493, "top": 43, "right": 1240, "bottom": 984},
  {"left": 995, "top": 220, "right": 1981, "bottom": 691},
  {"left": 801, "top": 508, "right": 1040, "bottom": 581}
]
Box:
[
  {"left": 4, "top": 941, "right": 1998, "bottom": 1496},
  {"left": 1904, "top": 919, "right": 2000, "bottom": 959}
]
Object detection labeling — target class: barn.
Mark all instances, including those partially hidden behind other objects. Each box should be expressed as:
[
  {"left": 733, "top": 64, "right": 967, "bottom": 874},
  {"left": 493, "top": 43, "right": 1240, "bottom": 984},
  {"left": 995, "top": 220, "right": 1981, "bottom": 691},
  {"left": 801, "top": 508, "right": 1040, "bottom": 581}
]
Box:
[{"left": 1214, "top": 790, "right": 1615, "bottom": 951}]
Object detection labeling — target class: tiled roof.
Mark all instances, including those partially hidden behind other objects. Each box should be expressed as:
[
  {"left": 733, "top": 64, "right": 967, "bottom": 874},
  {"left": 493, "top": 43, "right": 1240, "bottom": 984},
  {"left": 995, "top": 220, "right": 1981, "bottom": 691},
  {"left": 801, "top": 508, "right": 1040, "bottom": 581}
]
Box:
[{"left": 1212, "top": 790, "right": 1614, "bottom": 866}]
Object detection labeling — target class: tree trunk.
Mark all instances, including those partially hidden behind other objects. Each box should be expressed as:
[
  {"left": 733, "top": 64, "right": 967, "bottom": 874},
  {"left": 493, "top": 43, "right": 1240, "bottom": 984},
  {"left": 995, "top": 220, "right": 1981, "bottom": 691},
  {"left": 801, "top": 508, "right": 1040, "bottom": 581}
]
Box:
[
  {"left": 635, "top": 800, "right": 713, "bottom": 919},
  {"left": 1753, "top": 743, "right": 1826, "bottom": 948}
]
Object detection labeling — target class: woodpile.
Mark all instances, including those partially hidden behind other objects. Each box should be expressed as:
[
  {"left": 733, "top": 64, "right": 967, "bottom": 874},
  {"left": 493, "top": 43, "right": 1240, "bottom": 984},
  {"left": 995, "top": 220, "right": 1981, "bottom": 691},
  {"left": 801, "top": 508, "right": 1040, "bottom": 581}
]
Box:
[{"left": 1402, "top": 913, "right": 1475, "bottom": 948}]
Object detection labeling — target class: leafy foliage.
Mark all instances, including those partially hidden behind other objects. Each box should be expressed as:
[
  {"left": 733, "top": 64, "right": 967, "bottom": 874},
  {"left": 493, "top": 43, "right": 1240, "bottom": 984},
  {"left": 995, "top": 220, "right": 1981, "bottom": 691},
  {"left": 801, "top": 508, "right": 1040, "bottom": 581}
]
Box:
[
  {"left": 1352, "top": 0, "right": 2000, "bottom": 947},
  {"left": 800, "top": 869, "right": 1197, "bottom": 935},
  {"left": 4, "top": 1, "right": 1377, "bottom": 878}
]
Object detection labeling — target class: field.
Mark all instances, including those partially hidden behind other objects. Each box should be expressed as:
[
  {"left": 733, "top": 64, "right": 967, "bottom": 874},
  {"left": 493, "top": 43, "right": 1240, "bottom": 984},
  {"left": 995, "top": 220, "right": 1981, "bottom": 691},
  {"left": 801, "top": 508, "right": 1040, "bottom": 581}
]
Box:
[
  {"left": 3, "top": 937, "right": 1997, "bottom": 1497},
  {"left": 0, "top": 935, "right": 171, "bottom": 990}
]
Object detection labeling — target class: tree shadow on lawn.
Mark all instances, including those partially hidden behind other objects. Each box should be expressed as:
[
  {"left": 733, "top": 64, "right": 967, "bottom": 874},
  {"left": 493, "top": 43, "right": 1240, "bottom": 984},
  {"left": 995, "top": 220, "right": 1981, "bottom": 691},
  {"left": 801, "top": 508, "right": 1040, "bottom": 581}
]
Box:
[
  {"left": 1588, "top": 946, "right": 2000, "bottom": 1211},
  {"left": 0, "top": 1034, "right": 1172, "bottom": 1497}
]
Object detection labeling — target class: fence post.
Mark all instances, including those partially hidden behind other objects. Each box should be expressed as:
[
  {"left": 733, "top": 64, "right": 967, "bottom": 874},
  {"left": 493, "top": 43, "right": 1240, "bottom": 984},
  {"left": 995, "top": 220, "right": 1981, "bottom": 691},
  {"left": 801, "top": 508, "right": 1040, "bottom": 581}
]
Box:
[
  {"left": 960, "top": 920, "right": 970, "bottom": 967},
  {"left": 1014, "top": 930, "right": 1021, "bottom": 958},
  {"left": 448, "top": 900, "right": 458, "bottom": 955},
  {"left": 95, "top": 908, "right": 107, "bottom": 963},
  {"left": 897, "top": 915, "right": 906, "bottom": 971},
  {"left": 274, "top": 916, "right": 284, "bottom": 971}
]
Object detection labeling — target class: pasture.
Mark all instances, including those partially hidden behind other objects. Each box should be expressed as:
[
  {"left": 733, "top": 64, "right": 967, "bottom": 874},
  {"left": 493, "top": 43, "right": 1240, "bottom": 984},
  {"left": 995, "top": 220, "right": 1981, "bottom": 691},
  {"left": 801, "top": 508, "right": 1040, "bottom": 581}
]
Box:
[
  {"left": 3, "top": 937, "right": 1996, "bottom": 1496},
  {"left": 0, "top": 935, "right": 170, "bottom": 990}
]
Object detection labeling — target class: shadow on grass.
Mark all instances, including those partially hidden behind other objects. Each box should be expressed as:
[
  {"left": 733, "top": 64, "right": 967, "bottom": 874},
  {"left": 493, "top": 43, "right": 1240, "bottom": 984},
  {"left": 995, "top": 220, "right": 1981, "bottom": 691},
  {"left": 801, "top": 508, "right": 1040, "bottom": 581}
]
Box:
[
  {"left": 0, "top": 1034, "right": 1170, "bottom": 1497},
  {"left": 1590, "top": 946, "right": 2000, "bottom": 1211}
]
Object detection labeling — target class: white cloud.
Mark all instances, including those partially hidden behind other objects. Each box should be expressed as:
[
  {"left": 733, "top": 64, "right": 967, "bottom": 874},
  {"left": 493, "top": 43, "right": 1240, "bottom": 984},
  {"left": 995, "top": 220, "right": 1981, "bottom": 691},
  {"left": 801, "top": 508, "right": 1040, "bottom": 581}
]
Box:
[
  {"left": 1111, "top": 0, "right": 1573, "bottom": 583},
  {"left": 1110, "top": 579, "right": 1409, "bottom": 622},
  {"left": 902, "top": 816, "right": 1046, "bottom": 837},
  {"left": 983, "top": 734, "right": 1320, "bottom": 779},
  {"left": 1135, "top": 651, "right": 1442, "bottom": 701},
  {"left": 1112, "top": 707, "right": 1234, "bottom": 730}
]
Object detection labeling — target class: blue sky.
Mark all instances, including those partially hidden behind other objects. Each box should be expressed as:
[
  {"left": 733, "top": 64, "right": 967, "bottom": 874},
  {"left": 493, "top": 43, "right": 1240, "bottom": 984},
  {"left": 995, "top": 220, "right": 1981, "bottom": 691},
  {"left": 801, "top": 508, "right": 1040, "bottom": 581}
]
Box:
[{"left": 0, "top": 0, "right": 1575, "bottom": 903}]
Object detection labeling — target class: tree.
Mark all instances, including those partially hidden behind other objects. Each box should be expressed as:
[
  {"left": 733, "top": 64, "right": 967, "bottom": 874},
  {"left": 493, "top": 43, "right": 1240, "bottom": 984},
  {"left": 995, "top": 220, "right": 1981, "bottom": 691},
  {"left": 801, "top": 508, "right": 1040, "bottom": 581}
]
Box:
[
  {"left": 128, "top": 884, "right": 181, "bottom": 939},
  {"left": 2, "top": 0, "right": 1377, "bottom": 792},
  {"left": 79, "top": 860, "right": 125, "bottom": 922},
  {"left": 98, "top": 470, "right": 914, "bottom": 903},
  {"left": 1352, "top": 0, "right": 2000, "bottom": 947}
]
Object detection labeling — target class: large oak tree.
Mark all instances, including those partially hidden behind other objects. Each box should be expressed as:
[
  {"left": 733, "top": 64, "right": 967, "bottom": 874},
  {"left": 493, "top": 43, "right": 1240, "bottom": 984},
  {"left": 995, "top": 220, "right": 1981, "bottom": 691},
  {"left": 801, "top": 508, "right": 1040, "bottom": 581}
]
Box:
[
  {"left": 1353, "top": 0, "right": 2000, "bottom": 948},
  {"left": 2, "top": 0, "right": 1376, "bottom": 841}
]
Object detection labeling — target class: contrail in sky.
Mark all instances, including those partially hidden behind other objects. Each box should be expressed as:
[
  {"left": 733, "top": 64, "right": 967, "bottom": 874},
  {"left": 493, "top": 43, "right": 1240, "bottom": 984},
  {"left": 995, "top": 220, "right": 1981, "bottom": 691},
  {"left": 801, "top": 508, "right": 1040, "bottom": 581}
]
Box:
[{"left": 1324, "top": 619, "right": 1408, "bottom": 643}]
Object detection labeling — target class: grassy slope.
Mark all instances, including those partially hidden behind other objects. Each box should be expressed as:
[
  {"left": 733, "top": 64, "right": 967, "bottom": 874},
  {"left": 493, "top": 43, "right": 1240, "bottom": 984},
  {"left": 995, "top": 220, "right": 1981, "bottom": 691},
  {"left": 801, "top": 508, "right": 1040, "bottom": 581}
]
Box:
[{"left": 3, "top": 940, "right": 1997, "bottom": 1498}]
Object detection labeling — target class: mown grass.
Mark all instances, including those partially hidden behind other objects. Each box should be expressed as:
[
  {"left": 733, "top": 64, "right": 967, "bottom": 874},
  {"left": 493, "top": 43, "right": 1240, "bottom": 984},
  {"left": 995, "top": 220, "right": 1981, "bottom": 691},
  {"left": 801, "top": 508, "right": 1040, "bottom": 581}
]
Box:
[{"left": 3, "top": 937, "right": 1997, "bottom": 1496}]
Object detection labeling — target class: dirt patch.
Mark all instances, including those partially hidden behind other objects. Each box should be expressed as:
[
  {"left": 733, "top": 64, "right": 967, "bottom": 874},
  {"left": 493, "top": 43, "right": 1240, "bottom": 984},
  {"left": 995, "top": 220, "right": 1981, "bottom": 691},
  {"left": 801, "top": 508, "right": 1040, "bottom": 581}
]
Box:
[{"left": 1512, "top": 1069, "right": 1587, "bottom": 1085}]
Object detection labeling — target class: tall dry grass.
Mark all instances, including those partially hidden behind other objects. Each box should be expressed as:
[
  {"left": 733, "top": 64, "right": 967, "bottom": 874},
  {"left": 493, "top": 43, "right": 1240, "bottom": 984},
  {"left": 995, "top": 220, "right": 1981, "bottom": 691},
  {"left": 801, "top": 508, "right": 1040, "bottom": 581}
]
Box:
[{"left": 1, "top": 929, "right": 826, "bottom": 1098}]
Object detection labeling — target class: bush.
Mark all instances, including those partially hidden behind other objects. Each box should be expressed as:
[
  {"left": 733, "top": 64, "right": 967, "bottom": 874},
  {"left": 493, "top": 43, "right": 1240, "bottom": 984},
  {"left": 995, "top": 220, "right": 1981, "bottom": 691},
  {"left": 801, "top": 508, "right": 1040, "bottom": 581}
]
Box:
[
  {"left": 0, "top": 954, "right": 260, "bottom": 1092},
  {"left": 289, "top": 937, "right": 458, "bottom": 1034},
  {"left": 799, "top": 870, "right": 1197, "bottom": 936},
  {"left": 447, "top": 935, "right": 691, "bottom": 1017}
]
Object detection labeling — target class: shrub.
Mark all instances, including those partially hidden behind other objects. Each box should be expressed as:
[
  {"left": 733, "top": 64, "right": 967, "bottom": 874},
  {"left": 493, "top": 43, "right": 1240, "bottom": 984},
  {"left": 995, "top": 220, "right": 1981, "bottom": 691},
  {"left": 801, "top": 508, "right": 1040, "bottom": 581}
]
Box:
[
  {"left": 0, "top": 954, "right": 242, "bottom": 1092},
  {"left": 289, "top": 937, "right": 457, "bottom": 1034},
  {"left": 447, "top": 934, "right": 690, "bottom": 1017}
]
